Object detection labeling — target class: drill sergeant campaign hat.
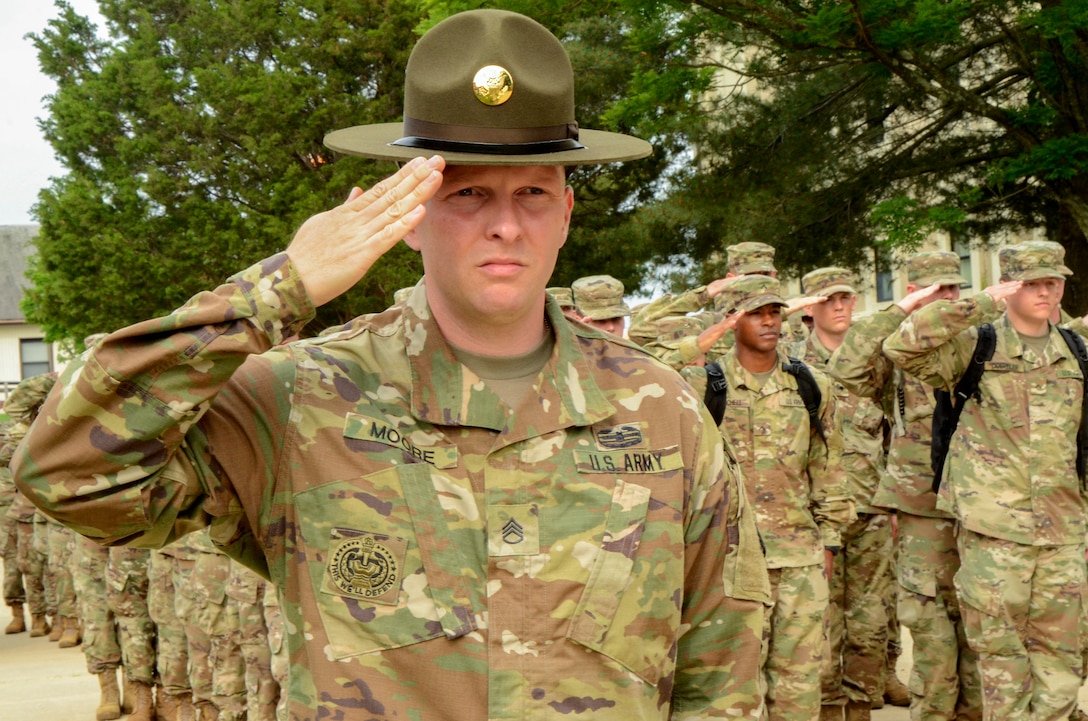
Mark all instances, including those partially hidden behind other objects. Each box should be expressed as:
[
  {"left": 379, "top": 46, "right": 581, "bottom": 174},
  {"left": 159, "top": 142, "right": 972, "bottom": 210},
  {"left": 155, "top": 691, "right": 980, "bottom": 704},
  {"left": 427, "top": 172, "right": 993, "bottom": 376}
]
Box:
[
  {"left": 801, "top": 267, "right": 857, "bottom": 297},
  {"left": 654, "top": 315, "right": 707, "bottom": 350},
  {"left": 546, "top": 286, "right": 576, "bottom": 311},
  {"left": 729, "top": 275, "right": 787, "bottom": 314},
  {"left": 999, "top": 241, "right": 1074, "bottom": 281},
  {"left": 905, "top": 251, "right": 969, "bottom": 287},
  {"left": 323, "top": 10, "right": 653, "bottom": 166},
  {"left": 726, "top": 242, "right": 777, "bottom": 276},
  {"left": 572, "top": 275, "right": 631, "bottom": 320}
]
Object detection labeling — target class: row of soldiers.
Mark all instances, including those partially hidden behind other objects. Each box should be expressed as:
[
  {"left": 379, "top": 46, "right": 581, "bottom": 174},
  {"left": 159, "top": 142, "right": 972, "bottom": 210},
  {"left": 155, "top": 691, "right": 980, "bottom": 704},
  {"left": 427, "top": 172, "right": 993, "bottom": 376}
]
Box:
[
  {"left": 548, "top": 239, "right": 1088, "bottom": 721},
  {"left": 1, "top": 366, "right": 286, "bottom": 721}
]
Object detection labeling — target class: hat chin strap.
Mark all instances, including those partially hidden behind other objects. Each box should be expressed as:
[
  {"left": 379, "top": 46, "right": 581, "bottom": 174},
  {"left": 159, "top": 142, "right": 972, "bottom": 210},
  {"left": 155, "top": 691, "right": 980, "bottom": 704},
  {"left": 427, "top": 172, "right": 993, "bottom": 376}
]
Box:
[{"left": 392, "top": 116, "right": 584, "bottom": 155}]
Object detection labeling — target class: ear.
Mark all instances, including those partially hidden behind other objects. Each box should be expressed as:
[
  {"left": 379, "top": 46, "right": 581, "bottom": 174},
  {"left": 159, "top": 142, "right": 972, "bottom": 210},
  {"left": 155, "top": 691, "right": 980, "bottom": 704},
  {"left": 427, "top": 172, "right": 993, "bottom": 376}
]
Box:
[
  {"left": 403, "top": 229, "right": 422, "bottom": 252},
  {"left": 559, "top": 185, "right": 574, "bottom": 248}
]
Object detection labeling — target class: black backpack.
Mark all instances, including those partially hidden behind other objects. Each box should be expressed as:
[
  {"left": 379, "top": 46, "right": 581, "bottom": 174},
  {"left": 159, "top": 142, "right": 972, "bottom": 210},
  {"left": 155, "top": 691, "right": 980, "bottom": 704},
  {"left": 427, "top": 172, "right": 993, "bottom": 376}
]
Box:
[
  {"left": 930, "top": 323, "right": 1088, "bottom": 493},
  {"left": 704, "top": 358, "right": 826, "bottom": 445}
]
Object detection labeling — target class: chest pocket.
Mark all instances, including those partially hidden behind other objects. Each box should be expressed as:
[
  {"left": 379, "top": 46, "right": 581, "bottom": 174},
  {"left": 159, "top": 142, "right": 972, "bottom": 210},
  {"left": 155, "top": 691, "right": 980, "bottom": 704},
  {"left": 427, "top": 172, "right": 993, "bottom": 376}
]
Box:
[
  {"left": 295, "top": 464, "right": 482, "bottom": 661},
  {"left": 566, "top": 479, "right": 682, "bottom": 686}
]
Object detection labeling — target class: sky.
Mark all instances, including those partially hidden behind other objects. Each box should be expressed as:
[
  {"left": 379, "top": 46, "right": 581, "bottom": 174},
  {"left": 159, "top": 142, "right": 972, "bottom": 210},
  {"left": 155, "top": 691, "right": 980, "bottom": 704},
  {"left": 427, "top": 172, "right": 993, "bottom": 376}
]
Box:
[{"left": 1, "top": 1, "right": 103, "bottom": 226}]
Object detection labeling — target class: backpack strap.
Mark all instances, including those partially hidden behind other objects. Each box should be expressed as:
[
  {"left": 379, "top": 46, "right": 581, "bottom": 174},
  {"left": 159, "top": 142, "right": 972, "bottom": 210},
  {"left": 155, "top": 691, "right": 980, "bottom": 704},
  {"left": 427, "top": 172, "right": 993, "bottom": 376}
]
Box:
[
  {"left": 704, "top": 361, "right": 728, "bottom": 427},
  {"left": 782, "top": 357, "right": 826, "bottom": 446},
  {"left": 930, "top": 323, "right": 996, "bottom": 493},
  {"left": 1057, "top": 327, "right": 1088, "bottom": 486}
]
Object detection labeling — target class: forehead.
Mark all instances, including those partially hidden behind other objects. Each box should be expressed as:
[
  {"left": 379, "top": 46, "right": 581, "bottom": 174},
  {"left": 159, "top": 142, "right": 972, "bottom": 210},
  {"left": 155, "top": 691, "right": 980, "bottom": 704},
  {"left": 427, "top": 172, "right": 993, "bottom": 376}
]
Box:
[{"left": 441, "top": 164, "right": 566, "bottom": 185}]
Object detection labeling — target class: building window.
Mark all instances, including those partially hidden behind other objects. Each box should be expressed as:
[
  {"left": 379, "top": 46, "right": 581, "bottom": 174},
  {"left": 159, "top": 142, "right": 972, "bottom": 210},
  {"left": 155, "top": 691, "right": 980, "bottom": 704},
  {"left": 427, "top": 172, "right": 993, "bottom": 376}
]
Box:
[
  {"left": 953, "top": 235, "right": 973, "bottom": 289},
  {"left": 875, "top": 247, "right": 894, "bottom": 302},
  {"left": 20, "top": 338, "right": 51, "bottom": 379}
]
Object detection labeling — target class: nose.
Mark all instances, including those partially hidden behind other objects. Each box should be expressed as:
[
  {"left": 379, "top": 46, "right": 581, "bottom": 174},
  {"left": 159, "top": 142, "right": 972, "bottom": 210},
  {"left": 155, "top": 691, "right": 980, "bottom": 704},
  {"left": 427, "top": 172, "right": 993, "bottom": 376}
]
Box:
[{"left": 485, "top": 196, "right": 522, "bottom": 241}]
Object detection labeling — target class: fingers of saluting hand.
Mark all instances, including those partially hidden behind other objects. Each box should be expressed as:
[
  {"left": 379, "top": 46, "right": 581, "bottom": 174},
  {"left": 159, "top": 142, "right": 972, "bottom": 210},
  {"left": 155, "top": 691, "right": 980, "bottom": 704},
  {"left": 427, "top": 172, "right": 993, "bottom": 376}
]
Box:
[{"left": 287, "top": 155, "right": 445, "bottom": 307}]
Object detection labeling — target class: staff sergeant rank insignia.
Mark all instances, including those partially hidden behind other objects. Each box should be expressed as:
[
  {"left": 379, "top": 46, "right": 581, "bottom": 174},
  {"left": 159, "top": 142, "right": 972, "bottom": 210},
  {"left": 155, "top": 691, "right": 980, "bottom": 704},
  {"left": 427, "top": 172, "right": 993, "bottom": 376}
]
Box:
[{"left": 322, "top": 529, "right": 407, "bottom": 606}]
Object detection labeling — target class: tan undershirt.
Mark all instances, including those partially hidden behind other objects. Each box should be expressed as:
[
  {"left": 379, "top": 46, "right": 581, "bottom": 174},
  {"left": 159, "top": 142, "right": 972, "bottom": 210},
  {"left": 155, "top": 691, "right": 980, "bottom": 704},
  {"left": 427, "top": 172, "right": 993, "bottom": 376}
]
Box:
[
  {"left": 1018, "top": 329, "right": 1050, "bottom": 360},
  {"left": 451, "top": 332, "right": 554, "bottom": 410}
]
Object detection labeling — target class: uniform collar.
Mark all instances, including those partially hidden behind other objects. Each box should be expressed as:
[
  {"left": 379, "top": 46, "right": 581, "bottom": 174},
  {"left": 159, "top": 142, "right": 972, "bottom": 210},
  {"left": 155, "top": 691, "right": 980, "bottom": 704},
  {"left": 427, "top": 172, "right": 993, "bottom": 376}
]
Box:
[{"left": 402, "top": 285, "right": 616, "bottom": 434}]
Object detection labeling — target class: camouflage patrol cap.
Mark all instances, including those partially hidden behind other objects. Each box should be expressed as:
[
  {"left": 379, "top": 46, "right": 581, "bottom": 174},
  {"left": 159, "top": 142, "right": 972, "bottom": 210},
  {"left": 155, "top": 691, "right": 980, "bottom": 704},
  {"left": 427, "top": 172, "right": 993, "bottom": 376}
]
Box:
[
  {"left": 572, "top": 275, "right": 631, "bottom": 320},
  {"left": 999, "top": 241, "right": 1073, "bottom": 281},
  {"left": 726, "top": 242, "right": 777, "bottom": 275},
  {"left": 730, "top": 274, "right": 786, "bottom": 314},
  {"left": 654, "top": 315, "right": 706, "bottom": 349},
  {"left": 801, "top": 267, "right": 857, "bottom": 297},
  {"left": 546, "top": 286, "right": 575, "bottom": 310},
  {"left": 905, "top": 251, "right": 969, "bottom": 287}
]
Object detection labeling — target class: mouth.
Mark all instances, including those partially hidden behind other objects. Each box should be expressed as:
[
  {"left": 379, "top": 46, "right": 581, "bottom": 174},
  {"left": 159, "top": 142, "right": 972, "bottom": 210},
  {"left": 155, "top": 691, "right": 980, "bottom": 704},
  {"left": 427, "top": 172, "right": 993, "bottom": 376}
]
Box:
[{"left": 479, "top": 260, "right": 524, "bottom": 277}]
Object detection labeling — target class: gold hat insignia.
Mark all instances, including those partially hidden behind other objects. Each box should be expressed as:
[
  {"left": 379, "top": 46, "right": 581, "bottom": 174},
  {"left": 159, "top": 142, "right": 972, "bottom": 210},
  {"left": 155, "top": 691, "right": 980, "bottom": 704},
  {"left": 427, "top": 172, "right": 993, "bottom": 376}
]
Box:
[{"left": 472, "top": 65, "right": 514, "bottom": 106}]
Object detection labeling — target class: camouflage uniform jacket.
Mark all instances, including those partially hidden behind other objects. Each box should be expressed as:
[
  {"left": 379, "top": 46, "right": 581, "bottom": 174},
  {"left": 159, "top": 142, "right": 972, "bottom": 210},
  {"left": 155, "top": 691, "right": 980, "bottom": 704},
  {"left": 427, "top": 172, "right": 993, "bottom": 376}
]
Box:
[
  {"left": 14, "top": 253, "right": 769, "bottom": 720},
  {"left": 718, "top": 347, "right": 854, "bottom": 568},
  {"left": 831, "top": 307, "right": 949, "bottom": 517},
  {"left": 883, "top": 292, "right": 1087, "bottom": 545},
  {"left": 627, "top": 287, "right": 711, "bottom": 347},
  {"left": 800, "top": 332, "right": 886, "bottom": 515}
]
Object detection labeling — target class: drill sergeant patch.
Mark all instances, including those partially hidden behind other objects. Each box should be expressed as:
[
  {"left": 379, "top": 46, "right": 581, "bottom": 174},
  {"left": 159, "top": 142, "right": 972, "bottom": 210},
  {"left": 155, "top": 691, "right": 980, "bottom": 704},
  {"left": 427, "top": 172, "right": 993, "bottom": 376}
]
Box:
[{"left": 322, "top": 528, "right": 408, "bottom": 606}]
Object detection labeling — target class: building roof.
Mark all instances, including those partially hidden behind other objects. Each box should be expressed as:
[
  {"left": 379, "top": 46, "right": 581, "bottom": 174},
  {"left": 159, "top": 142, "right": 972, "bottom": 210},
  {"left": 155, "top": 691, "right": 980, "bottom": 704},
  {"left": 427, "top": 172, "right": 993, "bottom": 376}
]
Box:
[{"left": 0, "top": 225, "right": 38, "bottom": 323}]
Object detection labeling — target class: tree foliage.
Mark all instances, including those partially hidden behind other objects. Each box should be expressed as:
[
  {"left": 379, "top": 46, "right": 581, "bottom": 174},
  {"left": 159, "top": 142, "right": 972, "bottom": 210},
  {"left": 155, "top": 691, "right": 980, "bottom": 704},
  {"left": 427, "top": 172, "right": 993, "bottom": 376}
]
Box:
[
  {"left": 25, "top": 0, "right": 686, "bottom": 342},
  {"left": 612, "top": 0, "right": 1088, "bottom": 307}
]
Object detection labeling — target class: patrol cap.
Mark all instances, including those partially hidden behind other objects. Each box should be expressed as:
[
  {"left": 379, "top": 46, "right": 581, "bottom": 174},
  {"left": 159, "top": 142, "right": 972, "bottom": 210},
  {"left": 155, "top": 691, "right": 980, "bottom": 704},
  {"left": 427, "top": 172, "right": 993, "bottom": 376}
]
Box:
[
  {"left": 572, "top": 275, "right": 631, "bottom": 320},
  {"left": 726, "top": 242, "right": 777, "bottom": 275},
  {"left": 730, "top": 275, "right": 787, "bottom": 314},
  {"left": 654, "top": 315, "right": 706, "bottom": 349},
  {"left": 801, "top": 267, "right": 857, "bottom": 297},
  {"left": 546, "top": 286, "right": 575, "bottom": 310},
  {"left": 905, "top": 251, "right": 969, "bottom": 287},
  {"left": 999, "top": 241, "right": 1073, "bottom": 281},
  {"left": 324, "top": 10, "right": 652, "bottom": 166}
]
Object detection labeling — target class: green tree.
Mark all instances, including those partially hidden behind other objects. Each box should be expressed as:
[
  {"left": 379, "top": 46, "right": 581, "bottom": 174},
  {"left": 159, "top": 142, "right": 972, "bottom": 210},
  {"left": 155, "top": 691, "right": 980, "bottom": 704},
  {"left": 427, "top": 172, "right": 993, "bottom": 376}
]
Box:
[
  {"left": 26, "top": 0, "right": 684, "bottom": 342},
  {"left": 615, "top": 0, "right": 1088, "bottom": 309}
]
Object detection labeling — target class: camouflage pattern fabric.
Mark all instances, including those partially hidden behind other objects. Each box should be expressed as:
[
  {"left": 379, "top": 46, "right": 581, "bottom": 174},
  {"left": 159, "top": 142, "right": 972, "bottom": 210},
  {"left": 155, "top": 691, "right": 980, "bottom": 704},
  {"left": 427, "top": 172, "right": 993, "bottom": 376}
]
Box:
[
  {"left": 229, "top": 562, "right": 279, "bottom": 721},
  {"left": 75, "top": 536, "right": 120, "bottom": 675},
  {"left": 715, "top": 346, "right": 852, "bottom": 720},
  {"left": 571, "top": 274, "right": 631, "bottom": 320},
  {"left": 762, "top": 565, "right": 829, "bottom": 721},
  {"left": 727, "top": 242, "right": 776, "bottom": 275},
  {"left": 262, "top": 582, "right": 288, "bottom": 721},
  {"left": 107, "top": 547, "right": 156, "bottom": 685},
  {"left": 956, "top": 529, "right": 1084, "bottom": 720},
  {"left": 32, "top": 518, "right": 57, "bottom": 619},
  {"left": 0, "top": 430, "right": 25, "bottom": 606},
  {"left": 627, "top": 286, "right": 713, "bottom": 347},
  {"left": 196, "top": 550, "right": 247, "bottom": 720},
  {"left": 832, "top": 306, "right": 983, "bottom": 719},
  {"left": 46, "top": 522, "right": 77, "bottom": 619},
  {"left": 149, "top": 549, "right": 190, "bottom": 697},
  {"left": 14, "top": 253, "right": 769, "bottom": 720},
  {"left": 174, "top": 545, "right": 213, "bottom": 707},
  {"left": 15, "top": 520, "right": 47, "bottom": 616},
  {"left": 799, "top": 330, "right": 893, "bottom": 706},
  {"left": 884, "top": 292, "right": 1087, "bottom": 719},
  {"left": 897, "top": 513, "right": 981, "bottom": 721}
]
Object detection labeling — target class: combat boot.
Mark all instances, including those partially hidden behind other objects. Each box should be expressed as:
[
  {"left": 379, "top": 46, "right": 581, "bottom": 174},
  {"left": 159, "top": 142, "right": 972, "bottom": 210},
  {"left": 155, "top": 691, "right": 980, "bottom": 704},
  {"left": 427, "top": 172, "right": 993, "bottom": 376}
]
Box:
[
  {"left": 125, "top": 681, "right": 155, "bottom": 721},
  {"left": 175, "top": 695, "right": 196, "bottom": 721},
  {"left": 883, "top": 655, "right": 910, "bottom": 707},
  {"left": 59, "top": 616, "right": 82, "bottom": 647},
  {"left": 195, "top": 701, "right": 219, "bottom": 721},
  {"left": 122, "top": 672, "right": 137, "bottom": 714},
  {"left": 819, "top": 705, "right": 843, "bottom": 720},
  {"left": 844, "top": 700, "right": 871, "bottom": 721},
  {"left": 29, "top": 613, "right": 51, "bottom": 637},
  {"left": 4, "top": 603, "right": 25, "bottom": 634},
  {"left": 96, "top": 670, "right": 122, "bottom": 721},
  {"left": 48, "top": 614, "right": 64, "bottom": 641},
  {"left": 155, "top": 689, "right": 189, "bottom": 721}
]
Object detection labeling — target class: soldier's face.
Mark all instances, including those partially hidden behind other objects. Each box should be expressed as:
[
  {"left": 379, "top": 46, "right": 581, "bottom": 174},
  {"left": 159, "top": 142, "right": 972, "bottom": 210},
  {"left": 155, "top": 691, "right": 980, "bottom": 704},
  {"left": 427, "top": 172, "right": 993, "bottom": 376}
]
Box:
[
  {"left": 806, "top": 291, "right": 855, "bottom": 335},
  {"left": 405, "top": 165, "right": 573, "bottom": 333},
  {"left": 1006, "top": 277, "right": 1062, "bottom": 325},
  {"left": 583, "top": 316, "right": 625, "bottom": 336},
  {"left": 734, "top": 304, "right": 783, "bottom": 353}
]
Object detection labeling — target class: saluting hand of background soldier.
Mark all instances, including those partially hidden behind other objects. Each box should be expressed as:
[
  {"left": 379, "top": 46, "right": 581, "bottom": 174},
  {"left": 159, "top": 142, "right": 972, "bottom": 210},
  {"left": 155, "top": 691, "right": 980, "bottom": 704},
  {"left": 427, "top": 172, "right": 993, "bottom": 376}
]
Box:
[
  {"left": 286, "top": 155, "right": 446, "bottom": 307},
  {"left": 984, "top": 280, "right": 1023, "bottom": 305}
]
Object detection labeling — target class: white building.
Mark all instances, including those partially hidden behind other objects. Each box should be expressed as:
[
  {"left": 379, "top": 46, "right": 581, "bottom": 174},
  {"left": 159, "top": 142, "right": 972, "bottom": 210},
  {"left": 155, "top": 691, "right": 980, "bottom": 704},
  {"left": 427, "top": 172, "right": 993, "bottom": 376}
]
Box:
[{"left": 1, "top": 225, "right": 58, "bottom": 402}]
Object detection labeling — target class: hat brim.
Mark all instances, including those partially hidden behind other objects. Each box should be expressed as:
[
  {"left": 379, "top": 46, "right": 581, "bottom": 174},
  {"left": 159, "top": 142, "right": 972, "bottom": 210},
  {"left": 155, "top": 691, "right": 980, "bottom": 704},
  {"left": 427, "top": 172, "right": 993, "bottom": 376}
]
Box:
[
  {"left": 1011, "top": 266, "right": 1072, "bottom": 281},
  {"left": 812, "top": 284, "right": 856, "bottom": 297},
  {"left": 736, "top": 296, "right": 786, "bottom": 314},
  {"left": 325, "top": 123, "right": 653, "bottom": 166},
  {"left": 581, "top": 306, "right": 632, "bottom": 321},
  {"left": 914, "top": 273, "right": 969, "bottom": 287}
]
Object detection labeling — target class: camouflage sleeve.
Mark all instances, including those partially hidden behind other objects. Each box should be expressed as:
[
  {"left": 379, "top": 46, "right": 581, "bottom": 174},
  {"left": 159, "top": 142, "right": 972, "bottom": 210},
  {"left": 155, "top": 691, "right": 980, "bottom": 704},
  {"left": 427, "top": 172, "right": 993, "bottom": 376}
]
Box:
[
  {"left": 11, "top": 253, "right": 314, "bottom": 548},
  {"left": 3, "top": 373, "right": 58, "bottom": 426},
  {"left": 672, "top": 405, "right": 767, "bottom": 718},
  {"left": 628, "top": 288, "right": 710, "bottom": 347},
  {"left": 882, "top": 292, "right": 1003, "bottom": 392},
  {"left": 806, "top": 368, "right": 855, "bottom": 549},
  {"left": 831, "top": 307, "right": 905, "bottom": 401}
]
